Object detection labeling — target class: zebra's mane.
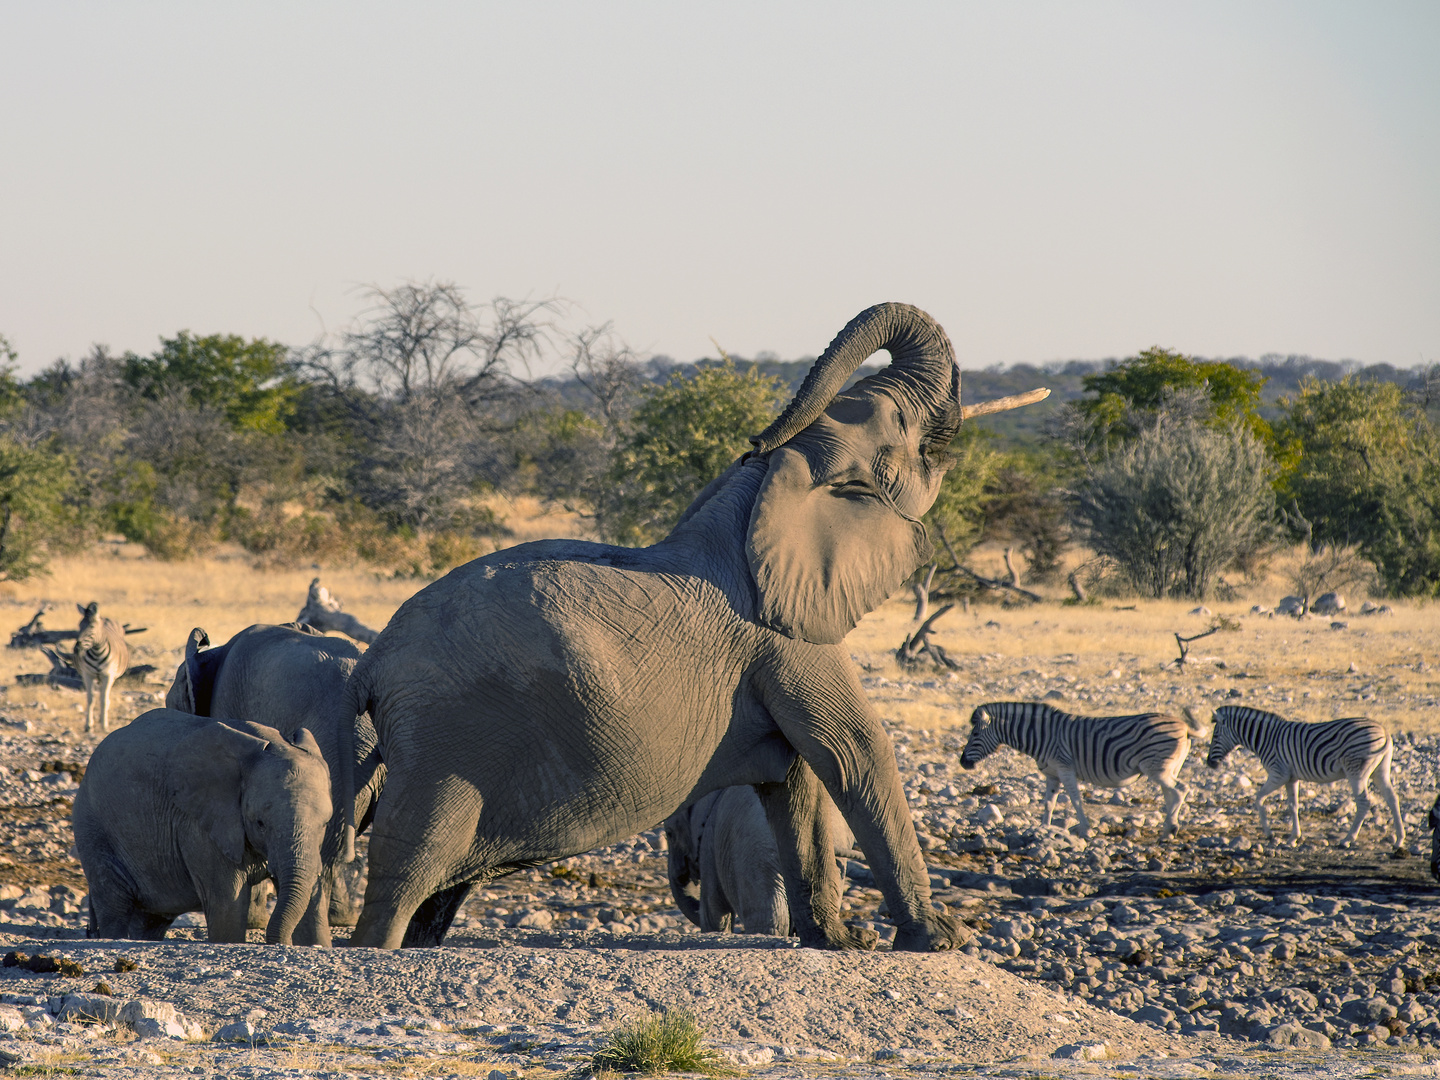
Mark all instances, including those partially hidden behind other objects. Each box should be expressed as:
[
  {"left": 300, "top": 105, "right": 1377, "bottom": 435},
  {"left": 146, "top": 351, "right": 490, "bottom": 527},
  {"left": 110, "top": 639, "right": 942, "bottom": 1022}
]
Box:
[{"left": 977, "top": 702, "right": 1162, "bottom": 725}]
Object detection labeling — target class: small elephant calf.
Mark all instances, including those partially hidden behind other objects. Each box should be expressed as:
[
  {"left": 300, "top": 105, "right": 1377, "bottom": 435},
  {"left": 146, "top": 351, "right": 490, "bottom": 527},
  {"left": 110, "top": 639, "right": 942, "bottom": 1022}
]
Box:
[
  {"left": 72, "top": 709, "right": 332, "bottom": 944},
  {"left": 665, "top": 786, "right": 857, "bottom": 935}
]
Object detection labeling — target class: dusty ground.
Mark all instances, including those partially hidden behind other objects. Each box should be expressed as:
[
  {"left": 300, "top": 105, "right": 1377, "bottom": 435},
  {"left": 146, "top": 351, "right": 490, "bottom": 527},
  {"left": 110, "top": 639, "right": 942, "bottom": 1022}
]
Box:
[{"left": 0, "top": 542, "right": 1433, "bottom": 1077}]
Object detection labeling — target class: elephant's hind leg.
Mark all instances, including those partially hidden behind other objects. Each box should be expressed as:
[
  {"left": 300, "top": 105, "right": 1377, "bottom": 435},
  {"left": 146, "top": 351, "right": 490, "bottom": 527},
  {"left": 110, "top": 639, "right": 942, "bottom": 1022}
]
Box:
[
  {"left": 757, "top": 761, "right": 876, "bottom": 951},
  {"left": 349, "top": 775, "right": 483, "bottom": 949},
  {"left": 402, "top": 883, "right": 473, "bottom": 947}
]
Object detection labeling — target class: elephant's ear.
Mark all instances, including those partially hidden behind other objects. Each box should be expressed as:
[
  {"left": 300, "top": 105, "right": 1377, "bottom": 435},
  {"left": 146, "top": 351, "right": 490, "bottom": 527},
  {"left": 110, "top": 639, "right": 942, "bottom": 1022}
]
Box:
[
  {"left": 166, "top": 722, "right": 269, "bottom": 866},
  {"left": 747, "top": 448, "right": 930, "bottom": 645}
]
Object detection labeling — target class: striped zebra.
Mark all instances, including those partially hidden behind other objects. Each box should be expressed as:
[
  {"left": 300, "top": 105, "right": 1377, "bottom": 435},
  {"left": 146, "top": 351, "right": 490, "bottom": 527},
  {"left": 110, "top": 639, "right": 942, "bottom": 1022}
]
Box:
[
  {"left": 1206, "top": 705, "right": 1403, "bottom": 847},
  {"left": 73, "top": 602, "right": 129, "bottom": 734},
  {"left": 959, "top": 702, "right": 1204, "bottom": 838}
]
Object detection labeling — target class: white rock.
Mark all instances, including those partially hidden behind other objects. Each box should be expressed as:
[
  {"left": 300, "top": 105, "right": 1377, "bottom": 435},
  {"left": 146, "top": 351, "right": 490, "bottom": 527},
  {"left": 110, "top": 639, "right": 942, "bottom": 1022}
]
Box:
[
  {"left": 1312, "top": 592, "right": 1345, "bottom": 615},
  {"left": 0, "top": 1006, "right": 23, "bottom": 1032},
  {"left": 977, "top": 805, "right": 1004, "bottom": 826},
  {"left": 119, "top": 999, "right": 189, "bottom": 1039},
  {"left": 1276, "top": 596, "right": 1304, "bottom": 616},
  {"left": 1054, "top": 1041, "right": 1109, "bottom": 1060},
  {"left": 57, "top": 994, "right": 121, "bottom": 1025}
]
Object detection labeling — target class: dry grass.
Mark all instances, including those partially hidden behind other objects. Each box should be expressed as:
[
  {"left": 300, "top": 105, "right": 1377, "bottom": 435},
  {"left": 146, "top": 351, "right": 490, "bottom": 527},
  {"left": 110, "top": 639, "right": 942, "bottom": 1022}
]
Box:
[
  {"left": 848, "top": 589, "right": 1439, "bottom": 734},
  {"left": 0, "top": 525, "right": 1433, "bottom": 741}
]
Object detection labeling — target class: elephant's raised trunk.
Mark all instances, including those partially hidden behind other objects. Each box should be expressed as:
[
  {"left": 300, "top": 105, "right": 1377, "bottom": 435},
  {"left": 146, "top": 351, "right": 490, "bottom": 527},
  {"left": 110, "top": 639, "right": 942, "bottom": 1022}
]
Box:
[{"left": 750, "top": 303, "right": 959, "bottom": 455}]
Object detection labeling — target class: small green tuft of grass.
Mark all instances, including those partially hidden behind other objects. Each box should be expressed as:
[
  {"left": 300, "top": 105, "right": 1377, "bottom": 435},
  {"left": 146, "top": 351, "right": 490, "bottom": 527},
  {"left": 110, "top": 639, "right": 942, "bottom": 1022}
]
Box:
[{"left": 592, "top": 1010, "right": 729, "bottom": 1075}]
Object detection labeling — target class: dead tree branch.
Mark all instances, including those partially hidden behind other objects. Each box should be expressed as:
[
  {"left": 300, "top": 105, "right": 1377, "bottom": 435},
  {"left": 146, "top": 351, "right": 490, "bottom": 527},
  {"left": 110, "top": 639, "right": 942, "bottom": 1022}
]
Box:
[
  {"left": 1173, "top": 626, "right": 1220, "bottom": 668},
  {"left": 897, "top": 603, "right": 959, "bottom": 669}
]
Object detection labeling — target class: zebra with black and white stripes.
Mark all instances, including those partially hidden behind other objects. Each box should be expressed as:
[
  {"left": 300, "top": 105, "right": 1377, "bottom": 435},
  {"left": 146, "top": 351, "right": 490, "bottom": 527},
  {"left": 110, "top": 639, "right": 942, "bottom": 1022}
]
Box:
[
  {"left": 73, "top": 602, "right": 129, "bottom": 734},
  {"left": 1206, "top": 705, "right": 1403, "bottom": 847},
  {"left": 958, "top": 702, "right": 1205, "bottom": 838}
]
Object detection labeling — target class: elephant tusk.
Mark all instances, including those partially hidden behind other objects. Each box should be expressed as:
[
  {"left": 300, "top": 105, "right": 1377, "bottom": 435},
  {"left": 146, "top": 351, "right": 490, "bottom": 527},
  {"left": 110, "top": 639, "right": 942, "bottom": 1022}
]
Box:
[{"left": 960, "top": 387, "right": 1050, "bottom": 421}]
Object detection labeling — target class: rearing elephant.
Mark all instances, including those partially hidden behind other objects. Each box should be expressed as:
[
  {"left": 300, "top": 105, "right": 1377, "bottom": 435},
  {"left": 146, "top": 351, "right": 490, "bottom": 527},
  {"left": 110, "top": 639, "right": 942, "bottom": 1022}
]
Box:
[{"left": 338, "top": 303, "right": 1046, "bottom": 951}]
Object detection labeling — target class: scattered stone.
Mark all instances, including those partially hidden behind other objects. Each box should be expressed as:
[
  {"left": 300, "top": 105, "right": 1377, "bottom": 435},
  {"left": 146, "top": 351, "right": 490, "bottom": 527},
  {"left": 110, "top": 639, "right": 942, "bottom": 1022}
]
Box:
[
  {"left": 1266, "top": 1022, "right": 1332, "bottom": 1049},
  {"left": 57, "top": 992, "right": 122, "bottom": 1025},
  {"left": 1054, "top": 1041, "right": 1109, "bottom": 1060},
  {"left": 1312, "top": 592, "right": 1346, "bottom": 615},
  {"left": 1276, "top": 596, "right": 1305, "bottom": 616}
]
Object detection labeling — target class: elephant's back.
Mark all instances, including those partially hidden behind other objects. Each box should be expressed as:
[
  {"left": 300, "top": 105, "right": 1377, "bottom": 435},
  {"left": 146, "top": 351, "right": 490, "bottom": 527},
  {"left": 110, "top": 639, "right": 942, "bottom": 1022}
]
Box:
[
  {"left": 75, "top": 710, "right": 207, "bottom": 821},
  {"left": 211, "top": 625, "right": 359, "bottom": 735},
  {"left": 363, "top": 549, "right": 747, "bottom": 704}
]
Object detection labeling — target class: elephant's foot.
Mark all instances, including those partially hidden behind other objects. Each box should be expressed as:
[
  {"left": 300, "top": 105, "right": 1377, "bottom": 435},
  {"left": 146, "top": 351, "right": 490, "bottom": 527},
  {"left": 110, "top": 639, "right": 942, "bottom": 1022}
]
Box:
[
  {"left": 795, "top": 919, "right": 879, "bottom": 951},
  {"left": 893, "top": 911, "right": 971, "bottom": 953}
]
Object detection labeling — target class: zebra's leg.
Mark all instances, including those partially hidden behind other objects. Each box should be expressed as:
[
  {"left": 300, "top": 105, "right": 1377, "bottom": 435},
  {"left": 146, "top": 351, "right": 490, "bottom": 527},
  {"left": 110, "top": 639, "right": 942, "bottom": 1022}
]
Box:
[
  {"left": 82, "top": 674, "right": 96, "bottom": 734},
  {"left": 97, "top": 672, "right": 114, "bottom": 733},
  {"left": 1342, "top": 772, "right": 1373, "bottom": 848},
  {"left": 1059, "top": 769, "right": 1089, "bottom": 837},
  {"left": 1042, "top": 774, "right": 1061, "bottom": 827},
  {"left": 1374, "top": 747, "right": 1406, "bottom": 847},
  {"left": 1253, "top": 773, "right": 1285, "bottom": 839},
  {"left": 1285, "top": 780, "right": 1301, "bottom": 843},
  {"left": 1156, "top": 774, "right": 1184, "bottom": 838}
]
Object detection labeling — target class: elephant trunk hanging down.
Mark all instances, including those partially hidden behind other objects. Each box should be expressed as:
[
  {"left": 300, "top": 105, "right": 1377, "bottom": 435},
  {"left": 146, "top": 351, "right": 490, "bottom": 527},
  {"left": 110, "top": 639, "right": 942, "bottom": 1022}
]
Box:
[{"left": 336, "top": 302, "right": 1048, "bottom": 951}]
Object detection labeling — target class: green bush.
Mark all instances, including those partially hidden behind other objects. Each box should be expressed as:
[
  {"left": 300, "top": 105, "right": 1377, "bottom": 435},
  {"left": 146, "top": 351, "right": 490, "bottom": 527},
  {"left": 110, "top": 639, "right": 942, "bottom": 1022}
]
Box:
[
  {"left": 1075, "top": 421, "right": 1276, "bottom": 599},
  {"left": 0, "top": 438, "right": 87, "bottom": 580},
  {"left": 1279, "top": 377, "right": 1440, "bottom": 596},
  {"left": 592, "top": 1010, "right": 727, "bottom": 1075},
  {"left": 600, "top": 361, "right": 784, "bottom": 546}
]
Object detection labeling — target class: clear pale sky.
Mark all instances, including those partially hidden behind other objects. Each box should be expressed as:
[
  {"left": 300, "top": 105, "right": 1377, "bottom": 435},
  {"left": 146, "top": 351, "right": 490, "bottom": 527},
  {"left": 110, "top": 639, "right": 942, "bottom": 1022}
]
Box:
[{"left": 2, "top": 2, "right": 1436, "bottom": 376}]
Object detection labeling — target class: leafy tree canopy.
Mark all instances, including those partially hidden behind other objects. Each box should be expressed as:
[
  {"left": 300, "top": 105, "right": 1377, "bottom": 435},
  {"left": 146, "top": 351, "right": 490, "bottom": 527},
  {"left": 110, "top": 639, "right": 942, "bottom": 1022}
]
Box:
[
  {"left": 1075, "top": 346, "right": 1275, "bottom": 453},
  {"left": 124, "top": 332, "right": 297, "bottom": 434},
  {"left": 1278, "top": 376, "right": 1440, "bottom": 595},
  {"left": 601, "top": 361, "right": 784, "bottom": 546}
]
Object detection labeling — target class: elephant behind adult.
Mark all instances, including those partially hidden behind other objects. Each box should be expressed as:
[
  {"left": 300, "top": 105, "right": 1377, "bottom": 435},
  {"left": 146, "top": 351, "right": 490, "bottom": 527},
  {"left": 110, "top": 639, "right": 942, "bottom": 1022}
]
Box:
[
  {"left": 165, "top": 623, "right": 384, "bottom": 944},
  {"left": 73, "top": 709, "right": 331, "bottom": 943},
  {"left": 666, "top": 785, "right": 857, "bottom": 935},
  {"left": 340, "top": 302, "right": 1043, "bottom": 951}
]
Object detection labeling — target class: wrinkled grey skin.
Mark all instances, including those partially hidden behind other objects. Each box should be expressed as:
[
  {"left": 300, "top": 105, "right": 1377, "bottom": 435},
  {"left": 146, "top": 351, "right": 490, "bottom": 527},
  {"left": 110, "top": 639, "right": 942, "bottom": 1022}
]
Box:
[
  {"left": 665, "top": 784, "right": 857, "bottom": 935},
  {"left": 340, "top": 303, "right": 976, "bottom": 952},
  {"left": 165, "top": 623, "right": 385, "bottom": 945},
  {"left": 72, "top": 709, "right": 332, "bottom": 944}
]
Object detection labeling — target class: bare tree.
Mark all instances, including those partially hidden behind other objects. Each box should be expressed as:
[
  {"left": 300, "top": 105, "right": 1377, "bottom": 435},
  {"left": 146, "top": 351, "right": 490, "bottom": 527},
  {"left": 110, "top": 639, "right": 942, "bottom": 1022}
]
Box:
[
  {"left": 1283, "top": 543, "right": 1377, "bottom": 613},
  {"left": 343, "top": 281, "right": 562, "bottom": 408},
  {"left": 569, "top": 323, "right": 644, "bottom": 439}
]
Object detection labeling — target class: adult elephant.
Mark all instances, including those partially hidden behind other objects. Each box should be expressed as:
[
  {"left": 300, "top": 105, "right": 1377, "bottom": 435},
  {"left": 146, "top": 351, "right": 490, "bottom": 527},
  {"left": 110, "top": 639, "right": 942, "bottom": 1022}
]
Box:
[
  {"left": 166, "top": 623, "right": 384, "bottom": 945},
  {"left": 338, "top": 302, "right": 1046, "bottom": 951}
]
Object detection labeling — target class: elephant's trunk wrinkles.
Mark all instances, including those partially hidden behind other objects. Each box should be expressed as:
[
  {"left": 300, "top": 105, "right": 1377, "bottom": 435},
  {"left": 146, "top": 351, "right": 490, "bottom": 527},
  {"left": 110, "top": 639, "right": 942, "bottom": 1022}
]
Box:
[
  {"left": 750, "top": 303, "right": 958, "bottom": 455},
  {"left": 267, "top": 851, "right": 320, "bottom": 945}
]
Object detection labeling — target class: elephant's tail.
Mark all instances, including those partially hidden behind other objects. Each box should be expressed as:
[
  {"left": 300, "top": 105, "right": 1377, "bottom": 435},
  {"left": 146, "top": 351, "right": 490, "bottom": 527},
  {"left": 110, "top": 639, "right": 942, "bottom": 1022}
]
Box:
[{"left": 336, "top": 666, "right": 370, "bottom": 864}]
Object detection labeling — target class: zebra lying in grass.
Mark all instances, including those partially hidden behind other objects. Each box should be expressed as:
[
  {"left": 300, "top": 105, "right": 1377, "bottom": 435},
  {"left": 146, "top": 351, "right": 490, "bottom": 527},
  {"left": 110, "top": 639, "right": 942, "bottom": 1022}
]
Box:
[
  {"left": 1206, "top": 705, "right": 1403, "bottom": 848},
  {"left": 73, "top": 602, "right": 129, "bottom": 734},
  {"left": 958, "top": 702, "right": 1205, "bottom": 838}
]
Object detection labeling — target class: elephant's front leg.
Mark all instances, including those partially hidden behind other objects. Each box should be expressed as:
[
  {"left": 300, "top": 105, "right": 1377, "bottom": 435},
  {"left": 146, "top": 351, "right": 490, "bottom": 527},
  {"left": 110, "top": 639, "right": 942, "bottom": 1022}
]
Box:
[
  {"left": 291, "top": 875, "right": 333, "bottom": 948},
  {"left": 199, "top": 870, "right": 253, "bottom": 944},
  {"left": 758, "top": 650, "right": 968, "bottom": 953},
  {"left": 756, "top": 762, "right": 876, "bottom": 950}
]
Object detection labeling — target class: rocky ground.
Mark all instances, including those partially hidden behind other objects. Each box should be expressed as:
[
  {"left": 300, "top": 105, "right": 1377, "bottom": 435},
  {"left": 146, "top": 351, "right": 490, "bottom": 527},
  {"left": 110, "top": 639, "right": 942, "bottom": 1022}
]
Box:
[{"left": 0, "top": 662, "right": 1436, "bottom": 1078}]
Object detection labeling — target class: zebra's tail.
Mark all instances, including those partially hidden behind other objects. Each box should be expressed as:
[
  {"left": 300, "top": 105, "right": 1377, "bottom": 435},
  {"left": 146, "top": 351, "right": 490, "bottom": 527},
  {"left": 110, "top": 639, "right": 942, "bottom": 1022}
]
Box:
[{"left": 1181, "top": 706, "right": 1212, "bottom": 738}]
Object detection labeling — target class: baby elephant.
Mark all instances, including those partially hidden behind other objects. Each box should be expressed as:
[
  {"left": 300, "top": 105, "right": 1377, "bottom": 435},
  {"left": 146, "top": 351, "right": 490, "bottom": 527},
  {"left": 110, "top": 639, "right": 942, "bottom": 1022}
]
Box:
[
  {"left": 665, "top": 786, "right": 856, "bottom": 935},
  {"left": 73, "top": 709, "right": 332, "bottom": 944}
]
